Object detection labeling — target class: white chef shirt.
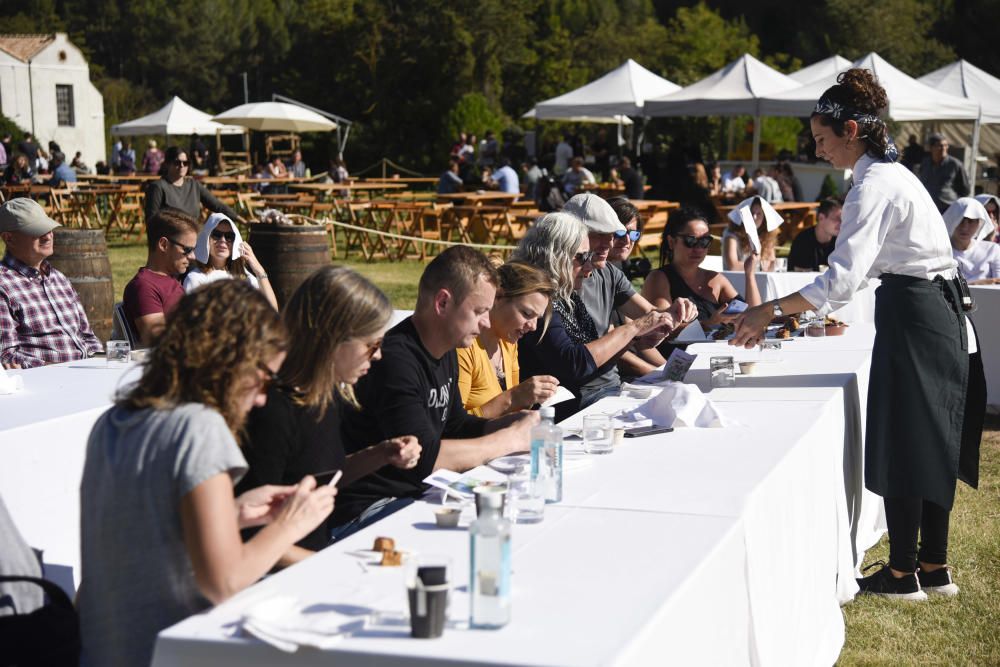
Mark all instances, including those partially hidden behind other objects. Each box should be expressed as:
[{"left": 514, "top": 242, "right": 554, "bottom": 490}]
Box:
[
  {"left": 800, "top": 153, "right": 957, "bottom": 315},
  {"left": 953, "top": 241, "right": 1000, "bottom": 282}
]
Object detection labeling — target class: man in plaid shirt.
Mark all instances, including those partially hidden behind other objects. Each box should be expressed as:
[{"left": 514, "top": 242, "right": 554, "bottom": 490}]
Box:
[{"left": 0, "top": 198, "right": 102, "bottom": 368}]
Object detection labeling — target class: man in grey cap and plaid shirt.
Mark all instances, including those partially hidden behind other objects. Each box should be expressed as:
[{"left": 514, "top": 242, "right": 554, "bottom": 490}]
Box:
[{"left": 0, "top": 197, "right": 101, "bottom": 368}]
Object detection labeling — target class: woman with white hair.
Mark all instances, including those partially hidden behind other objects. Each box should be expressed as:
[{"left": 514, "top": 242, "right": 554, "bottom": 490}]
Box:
[
  {"left": 183, "top": 213, "right": 278, "bottom": 309},
  {"left": 513, "top": 212, "right": 689, "bottom": 417},
  {"left": 944, "top": 197, "right": 1000, "bottom": 283}
]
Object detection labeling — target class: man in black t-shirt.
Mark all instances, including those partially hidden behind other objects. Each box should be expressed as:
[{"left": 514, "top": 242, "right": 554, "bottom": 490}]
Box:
[
  {"left": 617, "top": 157, "right": 644, "bottom": 200},
  {"left": 335, "top": 246, "right": 539, "bottom": 531},
  {"left": 788, "top": 198, "right": 842, "bottom": 272}
]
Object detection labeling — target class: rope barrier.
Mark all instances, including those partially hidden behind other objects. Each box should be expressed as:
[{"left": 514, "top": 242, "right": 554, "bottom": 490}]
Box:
[{"left": 282, "top": 214, "right": 515, "bottom": 252}]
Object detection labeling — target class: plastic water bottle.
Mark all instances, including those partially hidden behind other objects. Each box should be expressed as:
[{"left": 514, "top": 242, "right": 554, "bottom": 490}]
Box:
[
  {"left": 470, "top": 489, "right": 512, "bottom": 628},
  {"left": 529, "top": 406, "right": 563, "bottom": 503}
]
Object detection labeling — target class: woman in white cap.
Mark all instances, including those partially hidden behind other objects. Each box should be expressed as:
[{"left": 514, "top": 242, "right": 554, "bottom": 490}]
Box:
[
  {"left": 721, "top": 195, "right": 783, "bottom": 271},
  {"left": 183, "top": 213, "right": 278, "bottom": 309},
  {"left": 944, "top": 197, "right": 1000, "bottom": 283}
]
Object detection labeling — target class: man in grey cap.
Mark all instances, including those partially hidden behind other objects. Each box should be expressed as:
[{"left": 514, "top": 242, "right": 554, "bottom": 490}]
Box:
[
  {"left": 562, "top": 193, "right": 695, "bottom": 396},
  {"left": 919, "top": 133, "right": 969, "bottom": 213},
  {"left": 0, "top": 197, "right": 102, "bottom": 368}
]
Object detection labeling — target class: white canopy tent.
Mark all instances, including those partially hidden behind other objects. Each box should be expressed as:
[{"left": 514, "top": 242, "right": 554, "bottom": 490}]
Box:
[
  {"left": 521, "top": 108, "right": 633, "bottom": 125},
  {"left": 789, "top": 55, "right": 853, "bottom": 84},
  {"left": 644, "top": 54, "right": 801, "bottom": 166},
  {"left": 758, "top": 53, "right": 981, "bottom": 121},
  {"left": 919, "top": 60, "right": 1000, "bottom": 168},
  {"left": 110, "top": 96, "right": 245, "bottom": 136},
  {"left": 531, "top": 59, "right": 680, "bottom": 119}
]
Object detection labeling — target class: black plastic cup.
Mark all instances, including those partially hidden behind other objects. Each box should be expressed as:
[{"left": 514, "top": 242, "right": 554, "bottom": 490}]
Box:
[{"left": 408, "top": 564, "right": 449, "bottom": 638}]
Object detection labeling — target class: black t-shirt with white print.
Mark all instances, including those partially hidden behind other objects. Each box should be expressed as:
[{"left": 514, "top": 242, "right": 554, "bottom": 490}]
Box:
[{"left": 335, "top": 317, "right": 487, "bottom": 523}]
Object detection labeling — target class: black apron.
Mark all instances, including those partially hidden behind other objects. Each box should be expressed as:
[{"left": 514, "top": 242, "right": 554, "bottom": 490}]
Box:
[{"left": 865, "top": 274, "right": 984, "bottom": 510}]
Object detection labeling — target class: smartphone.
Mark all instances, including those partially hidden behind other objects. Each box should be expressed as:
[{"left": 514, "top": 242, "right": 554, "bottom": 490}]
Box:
[
  {"left": 723, "top": 299, "right": 749, "bottom": 315},
  {"left": 313, "top": 469, "right": 343, "bottom": 487},
  {"left": 623, "top": 424, "right": 674, "bottom": 438}
]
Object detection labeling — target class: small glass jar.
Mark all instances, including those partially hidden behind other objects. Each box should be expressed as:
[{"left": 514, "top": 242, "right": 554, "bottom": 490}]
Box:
[{"left": 710, "top": 356, "right": 736, "bottom": 388}]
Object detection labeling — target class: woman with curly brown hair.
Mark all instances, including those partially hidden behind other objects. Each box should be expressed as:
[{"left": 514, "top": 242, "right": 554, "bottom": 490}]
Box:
[
  {"left": 732, "top": 68, "right": 985, "bottom": 601},
  {"left": 238, "top": 266, "right": 421, "bottom": 561},
  {"left": 78, "top": 281, "right": 336, "bottom": 667}
]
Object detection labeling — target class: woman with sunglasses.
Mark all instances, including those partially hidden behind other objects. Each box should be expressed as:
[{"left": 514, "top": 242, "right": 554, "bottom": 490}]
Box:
[
  {"left": 642, "top": 206, "right": 761, "bottom": 330},
  {"left": 974, "top": 194, "right": 1000, "bottom": 243},
  {"left": 183, "top": 213, "right": 278, "bottom": 310},
  {"left": 79, "top": 281, "right": 336, "bottom": 666},
  {"left": 144, "top": 146, "right": 248, "bottom": 226},
  {"left": 721, "top": 196, "right": 781, "bottom": 271},
  {"left": 457, "top": 261, "right": 560, "bottom": 418},
  {"left": 237, "top": 266, "right": 421, "bottom": 564},
  {"left": 514, "top": 212, "right": 684, "bottom": 417}
]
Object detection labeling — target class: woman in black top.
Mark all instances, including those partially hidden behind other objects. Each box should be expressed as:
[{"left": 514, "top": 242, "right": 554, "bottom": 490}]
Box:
[
  {"left": 238, "top": 266, "right": 421, "bottom": 565},
  {"left": 641, "top": 206, "right": 762, "bottom": 328}
]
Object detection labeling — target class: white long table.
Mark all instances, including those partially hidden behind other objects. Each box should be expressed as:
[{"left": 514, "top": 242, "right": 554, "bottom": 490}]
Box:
[
  {"left": 970, "top": 285, "right": 1000, "bottom": 412},
  {"left": 723, "top": 271, "right": 878, "bottom": 324},
  {"left": 152, "top": 325, "right": 882, "bottom": 667},
  {"left": 0, "top": 359, "right": 139, "bottom": 594}
]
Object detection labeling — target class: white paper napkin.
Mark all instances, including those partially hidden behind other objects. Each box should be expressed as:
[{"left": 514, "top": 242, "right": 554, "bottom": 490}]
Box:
[
  {"left": 0, "top": 367, "right": 24, "bottom": 395},
  {"left": 621, "top": 381, "right": 734, "bottom": 428},
  {"left": 240, "top": 595, "right": 367, "bottom": 652},
  {"left": 541, "top": 385, "right": 575, "bottom": 408}
]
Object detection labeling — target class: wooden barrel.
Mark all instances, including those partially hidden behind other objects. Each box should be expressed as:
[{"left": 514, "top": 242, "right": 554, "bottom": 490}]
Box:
[
  {"left": 48, "top": 228, "right": 115, "bottom": 342},
  {"left": 248, "top": 224, "right": 331, "bottom": 307}
]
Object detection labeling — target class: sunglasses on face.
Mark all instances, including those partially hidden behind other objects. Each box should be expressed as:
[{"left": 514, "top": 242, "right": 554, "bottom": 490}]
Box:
[
  {"left": 573, "top": 250, "right": 596, "bottom": 265},
  {"left": 166, "top": 237, "right": 196, "bottom": 256},
  {"left": 175, "top": 160, "right": 189, "bottom": 167},
  {"left": 210, "top": 230, "right": 236, "bottom": 243},
  {"left": 675, "top": 234, "right": 712, "bottom": 249},
  {"left": 614, "top": 229, "right": 642, "bottom": 242},
  {"left": 363, "top": 338, "right": 383, "bottom": 360},
  {"left": 256, "top": 363, "right": 279, "bottom": 393}
]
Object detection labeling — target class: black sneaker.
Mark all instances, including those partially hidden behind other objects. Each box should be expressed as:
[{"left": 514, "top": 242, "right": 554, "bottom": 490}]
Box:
[
  {"left": 917, "top": 566, "right": 959, "bottom": 597},
  {"left": 856, "top": 561, "right": 927, "bottom": 601}
]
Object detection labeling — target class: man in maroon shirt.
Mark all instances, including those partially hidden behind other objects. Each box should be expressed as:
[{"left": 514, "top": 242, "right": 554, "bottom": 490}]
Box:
[{"left": 123, "top": 208, "right": 198, "bottom": 346}]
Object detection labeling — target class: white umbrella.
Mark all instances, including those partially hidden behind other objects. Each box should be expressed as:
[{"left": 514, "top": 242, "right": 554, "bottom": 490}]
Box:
[
  {"left": 212, "top": 102, "right": 337, "bottom": 132},
  {"left": 111, "top": 96, "right": 244, "bottom": 136}
]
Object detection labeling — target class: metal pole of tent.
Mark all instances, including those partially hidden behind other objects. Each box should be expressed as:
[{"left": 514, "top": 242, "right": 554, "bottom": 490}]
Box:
[
  {"left": 751, "top": 115, "right": 761, "bottom": 170},
  {"left": 970, "top": 112, "right": 982, "bottom": 187}
]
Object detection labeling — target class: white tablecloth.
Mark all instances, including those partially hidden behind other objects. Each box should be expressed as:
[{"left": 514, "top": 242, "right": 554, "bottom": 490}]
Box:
[
  {"left": 723, "top": 271, "right": 879, "bottom": 323},
  {"left": 0, "top": 359, "right": 139, "bottom": 594},
  {"left": 970, "top": 285, "right": 1000, "bottom": 412},
  {"left": 152, "top": 325, "right": 882, "bottom": 667}
]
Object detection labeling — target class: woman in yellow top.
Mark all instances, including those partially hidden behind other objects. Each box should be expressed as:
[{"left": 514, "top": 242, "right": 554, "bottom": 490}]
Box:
[{"left": 458, "top": 261, "right": 560, "bottom": 417}]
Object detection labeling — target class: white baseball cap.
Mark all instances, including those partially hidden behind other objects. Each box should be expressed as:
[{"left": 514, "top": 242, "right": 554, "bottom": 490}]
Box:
[{"left": 562, "top": 193, "right": 626, "bottom": 234}]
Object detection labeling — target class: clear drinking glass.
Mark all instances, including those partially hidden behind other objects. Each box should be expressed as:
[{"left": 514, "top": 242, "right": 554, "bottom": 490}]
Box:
[
  {"left": 774, "top": 257, "right": 788, "bottom": 273},
  {"left": 105, "top": 340, "right": 131, "bottom": 367},
  {"left": 710, "top": 356, "right": 736, "bottom": 388},
  {"left": 582, "top": 414, "right": 613, "bottom": 455},
  {"left": 507, "top": 465, "right": 545, "bottom": 524}
]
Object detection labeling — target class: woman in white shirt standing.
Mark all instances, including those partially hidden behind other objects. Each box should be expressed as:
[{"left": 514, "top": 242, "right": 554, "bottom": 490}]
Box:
[
  {"left": 183, "top": 213, "right": 278, "bottom": 309},
  {"left": 944, "top": 197, "right": 1000, "bottom": 283},
  {"left": 732, "top": 69, "right": 985, "bottom": 601}
]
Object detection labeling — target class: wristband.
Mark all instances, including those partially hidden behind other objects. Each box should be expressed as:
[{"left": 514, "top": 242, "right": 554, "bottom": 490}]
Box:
[{"left": 257, "top": 273, "right": 269, "bottom": 281}]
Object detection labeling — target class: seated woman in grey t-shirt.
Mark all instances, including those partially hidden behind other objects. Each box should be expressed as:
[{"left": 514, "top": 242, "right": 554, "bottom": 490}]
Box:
[{"left": 78, "top": 281, "right": 336, "bottom": 667}]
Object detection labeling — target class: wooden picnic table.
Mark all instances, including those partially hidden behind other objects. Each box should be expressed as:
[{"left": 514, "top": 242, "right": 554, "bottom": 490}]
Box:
[
  {"left": 290, "top": 182, "right": 409, "bottom": 192},
  {"left": 77, "top": 173, "right": 159, "bottom": 182},
  {"left": 436, "top": 191, "right": 520, "bottom": 205},
  {"left": 362, "top": 177, "right": 438, "bottom": 185}
]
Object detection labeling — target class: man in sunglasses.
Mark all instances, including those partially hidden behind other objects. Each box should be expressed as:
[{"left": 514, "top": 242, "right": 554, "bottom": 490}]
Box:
[{"left": 123, "top": 209, "right": 199, "bottom": 346}]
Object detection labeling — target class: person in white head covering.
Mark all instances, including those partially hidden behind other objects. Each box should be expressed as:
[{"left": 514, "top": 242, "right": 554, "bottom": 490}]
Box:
[
  {"left": 974, "top": 194, "right": 1000, "bottom": 243},
  {"left": 182, "top": 213, "right": 278, "bottom": 309},
  {"left": 721, "top": 195, "right": 784, "bottom": 271},
  {"left": 943, "top": 197, "right": 1000, "bottom": 283}
]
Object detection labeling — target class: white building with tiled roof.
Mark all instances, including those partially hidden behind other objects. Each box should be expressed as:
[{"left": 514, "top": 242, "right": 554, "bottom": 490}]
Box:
[{"left": 0, "top": 32, "right": 105, "bottom": 165}]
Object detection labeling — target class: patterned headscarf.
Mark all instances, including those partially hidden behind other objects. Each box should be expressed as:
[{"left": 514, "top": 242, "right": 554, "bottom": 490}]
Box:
[{"left": 813, "top": 97, "right": 899, "bottom": 163}]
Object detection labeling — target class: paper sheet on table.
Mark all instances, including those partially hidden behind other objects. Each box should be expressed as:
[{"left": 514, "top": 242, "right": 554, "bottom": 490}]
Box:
[
  {"left": 423, "top": 466, "right": 508, "bottom": 499},
  {"left": 241, "top": 595, "right": 367, "bottom": 652},
  {"left": 0, "top": 366, "right": 23, "bottom": 395},
  {"left": 621, "top": 381, "right": 736, "bottom": 428},
  {"left": 674, "top": 319, "right": 708, "bottom": 344},
  {"left": 541, "top": 385, "right": 575, "bottom": 408}
]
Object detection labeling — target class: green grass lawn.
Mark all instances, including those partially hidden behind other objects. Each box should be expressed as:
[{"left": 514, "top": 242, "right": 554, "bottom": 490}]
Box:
[{"left": 7, "top": 233, "right": 999, "bottom": 663}]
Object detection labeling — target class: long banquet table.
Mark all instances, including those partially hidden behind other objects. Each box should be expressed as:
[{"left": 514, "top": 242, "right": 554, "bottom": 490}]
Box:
[
  {"left": 969, "top": 284, "right": 1000, "bottom": 412},
  {"left": 151, "top": 324, "right": 884, "bottom": 667},
  {"left": 723, "top": 270, "right": 879, "bottom": 323}
]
